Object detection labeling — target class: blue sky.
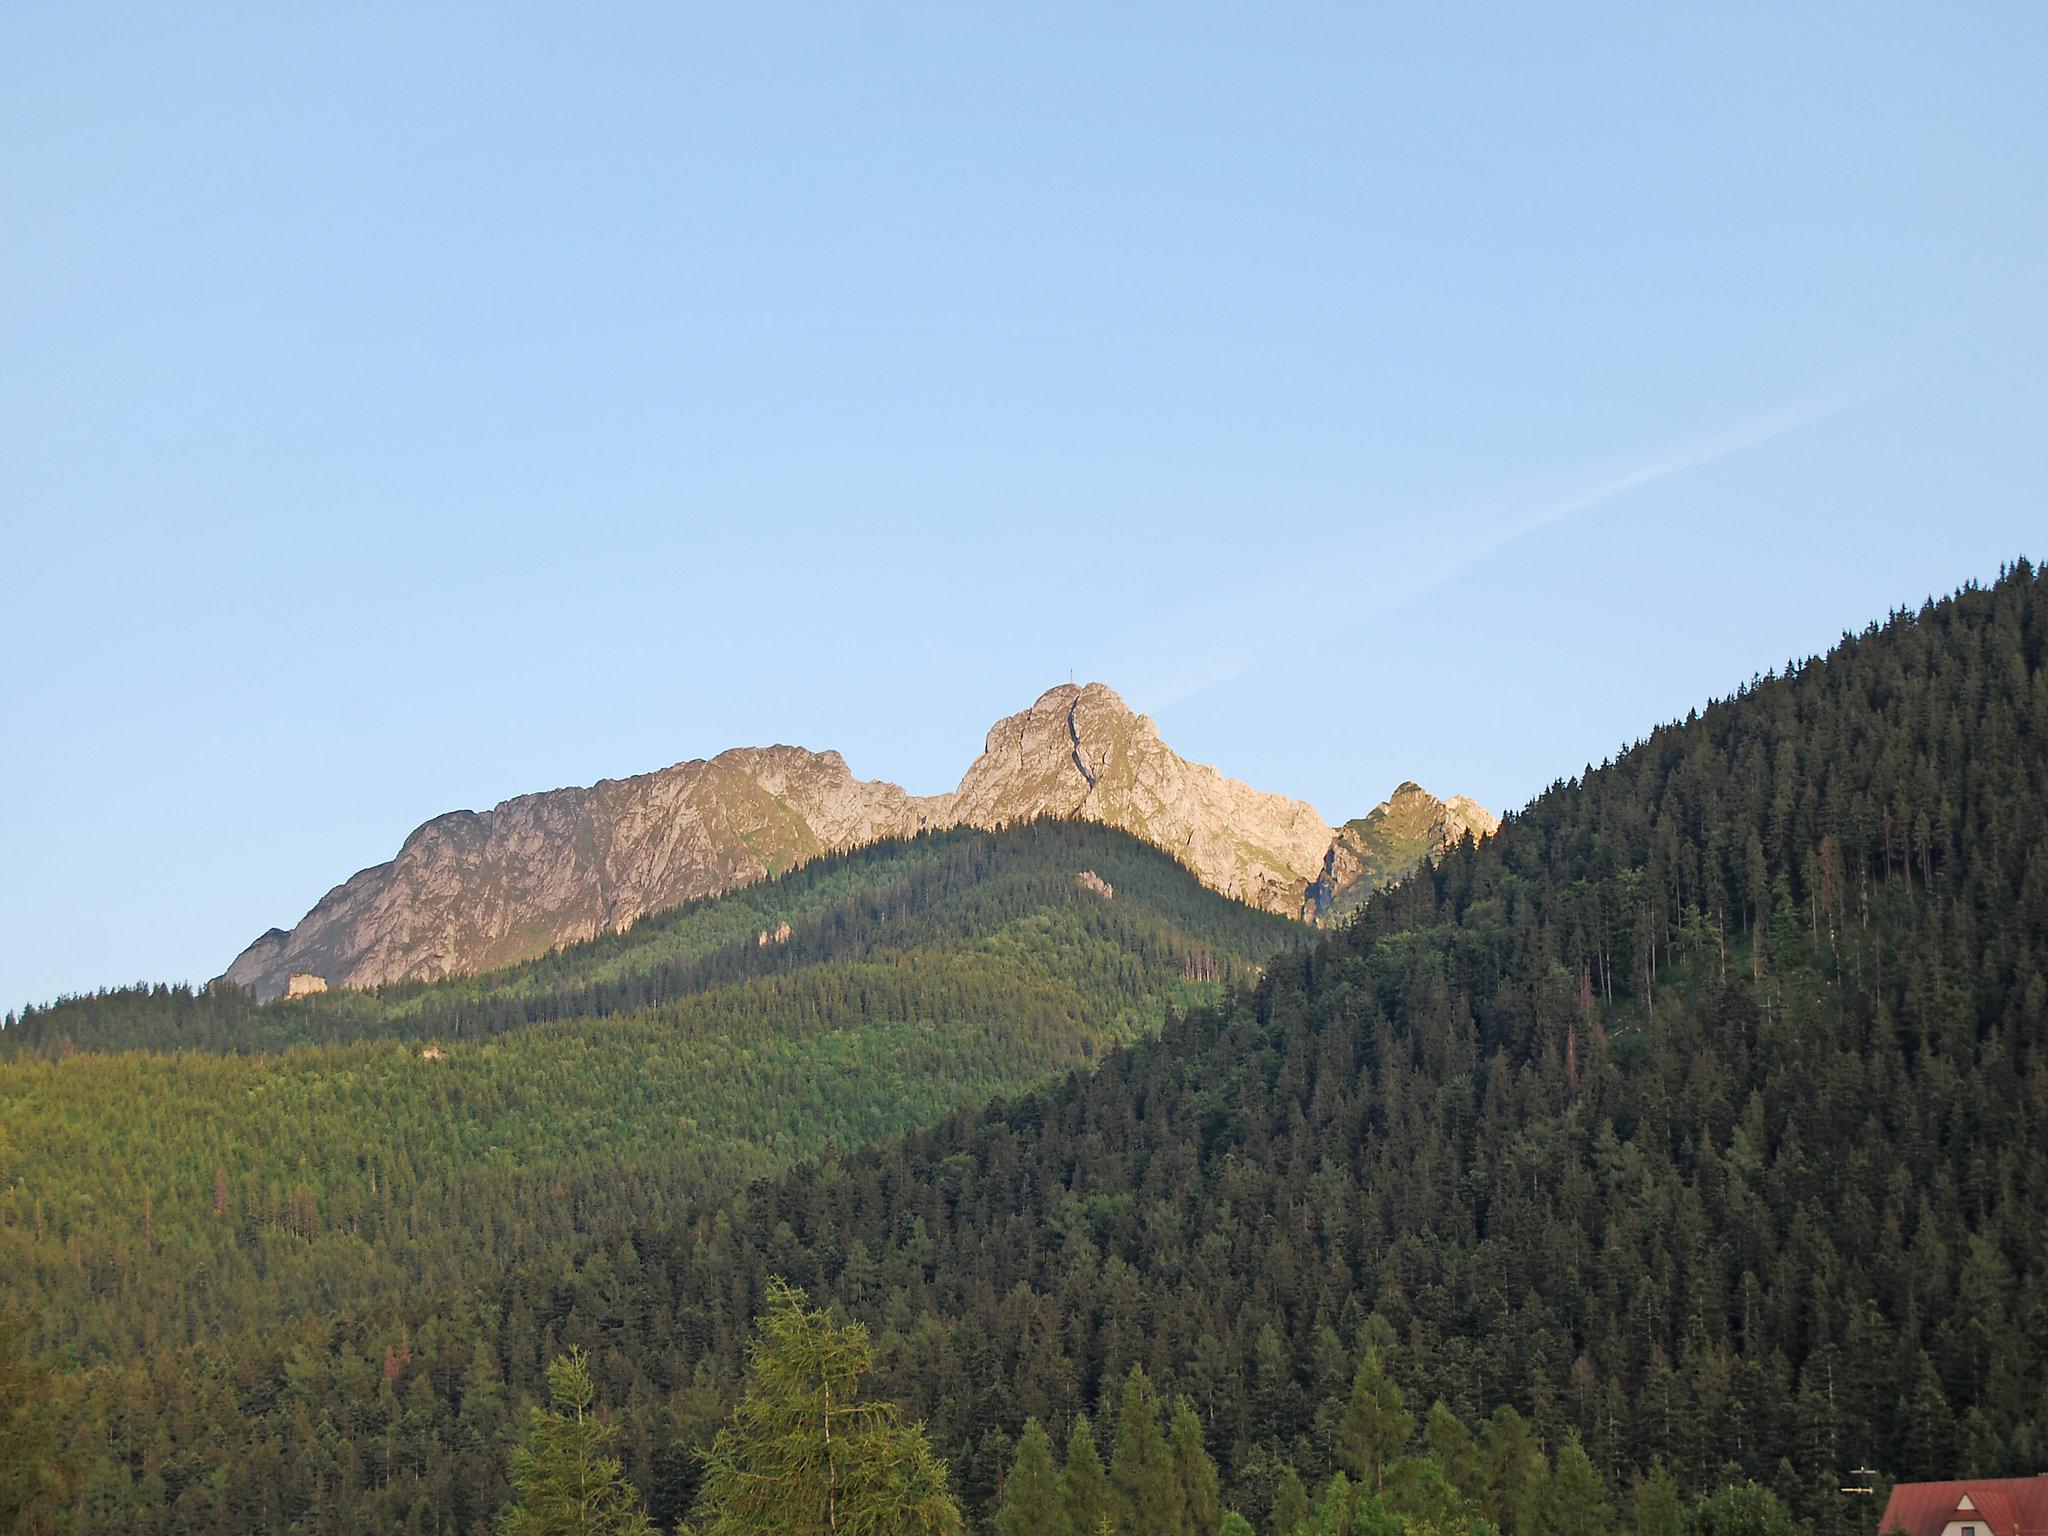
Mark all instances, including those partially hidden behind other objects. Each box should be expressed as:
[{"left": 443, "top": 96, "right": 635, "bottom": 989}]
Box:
[{"left": 3, "top": 5, "right": 2043, "bottom": 1011}]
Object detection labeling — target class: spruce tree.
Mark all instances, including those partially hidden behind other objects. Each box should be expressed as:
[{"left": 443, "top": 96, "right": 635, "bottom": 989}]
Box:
[
  {"left": 1336, "top": 1348, "right": 1413, "bottom": 1492},
  {"left": 1551, "top": 1431, "right": 1614, "bottom": 1536},
  {"left": 1901, "top": 1353, "right": 1958, "bottom": 1476},
  {"left": 995, "top": 1418, "right": 1063, "bottom": 1536},
  {"left": 1062, "top": 1415, "right": 1113, "bottom": 1536},
  {"left": 688, "top": 1279, "right": 964, "bottom": 1536},
  {"left": 1110, "top": 1366, "right": 1181, "bottom": 1535},
  {"left": 1681, "top": 1483, "right": 1797, "bottom": 1536},
  {"left": 500, "top": 1349, "right": 655, "bottom": 1536},
  {"left": 1632, "top": 1461, "right": 1683, "bottom": 1536},
  {"left": 1268, "top": 1465, "right": 1310, "bottom": 1536},
  {"left": 1168, "top": 1396, "right": 1222, "bottom": 1536}
]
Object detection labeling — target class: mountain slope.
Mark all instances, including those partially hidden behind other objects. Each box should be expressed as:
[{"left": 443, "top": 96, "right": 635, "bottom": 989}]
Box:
[
  {"left": 8, "top": 565, "right": 2042, "bottom": 1536},
  {"left": 1304, "top": 780, "right": 1499, "bottom": 921},
  {"left": 1, "top": 821, "right": 1297, "bottom": 1360},
  {"left": 219, "top": 744, "right": 950, "bottom": 998},
  {"left": 218, "top": 681, "right": 1490, "bottom": 1000},
  {"left": 211, "top": 560, "right": 2042, "bottom": 1534},
  {"left": 510, "top": 564, "right": 2039, "bottom": 1526},
  {"left": 948, "top": 683, "right": 1340, "bottom": 913},
  {"left": 626, "top": 563, "right": 2040, "bottom": 1522}
]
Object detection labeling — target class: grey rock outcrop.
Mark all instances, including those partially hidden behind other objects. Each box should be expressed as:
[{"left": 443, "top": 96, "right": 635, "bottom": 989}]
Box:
[
  {"left": 221, "top": 683, "right": 1493, "bottom": 999},
  {"left": 950, "top": 684, "right": 1334, "bottom": 914},
  {"left": 221, "top": 745, "right": 949, "bottom": 998}
]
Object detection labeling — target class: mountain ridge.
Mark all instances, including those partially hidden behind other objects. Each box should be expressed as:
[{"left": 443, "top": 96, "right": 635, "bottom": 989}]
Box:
[{"left": 222, "top": 682, "right": 1494, "bottom": 999}]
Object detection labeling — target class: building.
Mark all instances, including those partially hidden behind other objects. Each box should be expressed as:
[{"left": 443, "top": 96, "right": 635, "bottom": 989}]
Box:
[{"left": 1879, "top": 1480, "right": 2048, "bottom": 1536}]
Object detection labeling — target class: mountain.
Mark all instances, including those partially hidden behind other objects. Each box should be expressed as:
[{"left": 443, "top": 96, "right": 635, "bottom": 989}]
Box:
[
  {"left": 1304, "top": 780, "right": 1498, "bottom": 921},
  {"left": 7, "top": 564, "right": 2043, "bottom": 1536},
  {"left": 367, "top": 560, "right": 2032, "bottom": 1531},
  {"left": 220, "top": 744, "right": 948, "bottom": 1000},
  {"left": 948, "top": 683, "right": 1340, "bottom": 914},
  {"left": 221, "top": 681, "right": 1493, "bottom": 999},
  {"left": 604, "top": 564, "right": 2041, "bottom": 1526},
  {"left": 0, "top": 816, "right": 1309, "bottom": 1527},
  {"left": 0, "top": 821, "right": 1299, "bottom": 1361}
]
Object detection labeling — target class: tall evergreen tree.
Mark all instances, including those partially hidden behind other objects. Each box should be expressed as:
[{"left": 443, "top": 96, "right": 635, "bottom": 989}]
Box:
[
  {"left": 1425, "top": 1402, "right": 1485, "bottom": 1502},
  {"left": 1900, "top": 1354, "right": 1958, "bottom": 1475},
  {"left": 689, "top": 1279, "right": 963, "bottom": 1536},
  {"left": 500, "top": 1350, "right": 655, "bottom": 1536},
  {"left": 1168, "top": 1396, "right": 1223, "bottom": 1536},
  {"left": 1062, "top": 1415, "right": 1113, "bottom": 1536},
  {"left": 1632, "top": 1462, "right": 1684, "bottom": 1536},
  {"left": 1481, "top": 1408, "right": 1550, "bottom": 1536},
  {"left": 1551, "top": 1432, "right": 1614, "bottom": 1536},
  {"left": 1268, "top": 1466, "right": 1311, "bottom": 1536},
  {"left": 1388, "top": 1453, "right": 1472, "bottom": 1536},
  {"left": 995, "top": 1418, "right": 1063, "bottom": 1536},
  {"left": 1110, "top": 1367, "right": 1182, "bottom": 1535},
  {"left": 1336, "top": 1348, "right": 1414, "bottom": 1492}
]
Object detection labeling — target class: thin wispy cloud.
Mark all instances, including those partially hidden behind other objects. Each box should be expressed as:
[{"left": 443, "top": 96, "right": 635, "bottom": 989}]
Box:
[{"left": 1122, "top": 335, "right": 1939, "bottom": 708}]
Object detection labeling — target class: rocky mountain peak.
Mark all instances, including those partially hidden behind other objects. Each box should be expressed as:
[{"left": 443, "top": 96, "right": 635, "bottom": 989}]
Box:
[
  {"left": 1304, "top": 781, "right": 1504, "bottom": 924},
  {"left": 220, "top": 683, "right": 1492, "bottom": 999}
]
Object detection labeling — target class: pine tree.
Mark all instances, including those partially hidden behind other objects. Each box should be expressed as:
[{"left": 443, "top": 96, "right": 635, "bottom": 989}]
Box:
[
  {"left": 500, "top": 1349, "right": 655, "bottom": 1536},
  {"left": 1632, "top": 1461, "right": 1683, "bottom": 1536},
  {"left": 1336, "top": 1347, "right": 1413, "bottom": 1492},
  {"left": 689, "top": 1279, "right": 964, "bottom": 1536},
  {"left": 1062, "top": 1415, "right": 1113, "bottom": 1536},
  {"left": 995, "top": 1418, "right": 1062, "bottom": 1536},
  {"left": 1168, "top": 1397, "right": 1222, "bottom": 1536},
  {"left": 1110, "top": 1366, "right": 1182, "bottom": 1535},
  {"left": 1551, "top": 1431, "right": 1614, "bottom": 1536},
  {"left": 1424, "top": 1402, "right": 1484, "bottom": 1501},
  {"left": 1269, "top": 1465, "right": 1310, "bottom": 1536},
  {"left": 0, "top": 1314, "right": 62, "bottom": 1535},
  {"left": 1302, "top": 1472, "right": 1359, "bottom": 1536},
  {"left": 1681, "top": 1482, "right": 1797, "bottom": 1536}
]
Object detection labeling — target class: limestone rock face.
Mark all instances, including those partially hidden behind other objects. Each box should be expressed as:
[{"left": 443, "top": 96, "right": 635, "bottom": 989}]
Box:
[
  {"left": 950, "top": 684, "right": 1335, "bottom": 914},
  {"left": 220, "top": 683, "right": 1493, "bottom": 999},
  {"left": 1303, "top": 781, "right": 1503, "bottom": 923},
  {"left": 220, "top": 746, "right": 949, "bottom": 999}
]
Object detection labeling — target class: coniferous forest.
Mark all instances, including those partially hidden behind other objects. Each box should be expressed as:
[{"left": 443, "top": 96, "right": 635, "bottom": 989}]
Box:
[{"left": 3, "top": 562, "right": 2045, "bottom": 1536}]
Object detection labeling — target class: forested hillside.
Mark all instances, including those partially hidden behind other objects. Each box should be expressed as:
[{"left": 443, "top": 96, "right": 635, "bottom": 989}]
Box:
[
  {"left": 675, "top": 562, "right": 2035, "bottom": 1529},
  {"left": 6, "top": 821, "right": 1291, "bottom": 1057},
  {"left": 0, "top": 823, "right": 1297, "bottom": 1533},
  {"left": 6, "top": 564, "right": 2044, "bottom": 1536}
]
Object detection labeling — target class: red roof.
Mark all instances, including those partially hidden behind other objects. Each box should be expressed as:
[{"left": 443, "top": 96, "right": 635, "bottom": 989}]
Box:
[{"left": 1880, "top": 1480, "right": 2048, "bottom": 1536}]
